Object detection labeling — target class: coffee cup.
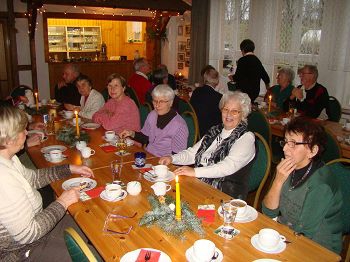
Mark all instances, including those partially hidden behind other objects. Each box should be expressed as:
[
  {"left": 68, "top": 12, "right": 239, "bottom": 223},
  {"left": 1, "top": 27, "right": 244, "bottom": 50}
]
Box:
[
  {"left": 49, "top": 149, "right": 62, "bottom": 161},
  {"left": 64, "top": 110, "right": 73, "bottom": 119},
  {"left": 76, "top": 141, "right": 87, "bottom": 151},
  {"left": 72, "top": 117, "right": 81, "bottom": 125},
  {"left": 105, "top": 184, "right": 122, "bottom": 199},
  {"left": 126, "top": 181, "right": 142, "bottom": 195},
  {"left": 282, "top": 117, "right": 290, "bottom": 125},
  {"left": 230, "top": 199, "right": 247, "bottom": 218},
  {"left": 41, "top": 99, "right": 47, "bottom": 105},
  {"left": 258, "top": 228, "right": 286, "bottom": 250},
  {"left": 192, "top": 239, "right": 216, "bottom": 262},
  {"left": 81, "top": 147, "right": 95, "bottom": 158},
  {"left": 105, "top": 130, "right": 116, "bottom": 140},
  {"left": 151, "top": 182, "right": 171, "bottom": 196},
  {"left": 134, "top": 152, "right": 146, "bottom": 167},
  {"left": 152, "top": 165, "right": 168, "bottom": 178}
]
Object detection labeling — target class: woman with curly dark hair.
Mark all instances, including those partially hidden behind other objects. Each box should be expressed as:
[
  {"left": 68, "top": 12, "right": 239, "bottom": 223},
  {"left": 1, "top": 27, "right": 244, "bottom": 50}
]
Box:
[{"left": 262, "top": 117, "right": 343, "bottom": 253}]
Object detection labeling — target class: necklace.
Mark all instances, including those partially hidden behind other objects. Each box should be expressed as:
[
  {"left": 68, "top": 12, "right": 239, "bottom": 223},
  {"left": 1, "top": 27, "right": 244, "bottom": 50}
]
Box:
[{"left": 289, "top": 161, "right": 313, "bottom": 191}]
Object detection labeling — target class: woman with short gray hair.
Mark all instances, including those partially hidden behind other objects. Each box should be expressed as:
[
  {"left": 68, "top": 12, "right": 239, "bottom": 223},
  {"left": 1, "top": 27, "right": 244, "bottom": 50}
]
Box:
[
  {"left": 265, "top": 66, "right": 295, "bottom": 110},
  {"left": 160, "top": 91, "right": 256, "bottom": 199},
  {"left": 120, "top": 84, "right": 188, "bottom": 157}
]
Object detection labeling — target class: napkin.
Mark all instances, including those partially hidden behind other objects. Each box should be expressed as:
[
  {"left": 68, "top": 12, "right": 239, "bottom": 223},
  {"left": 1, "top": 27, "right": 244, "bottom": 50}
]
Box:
[
  {"left": 80, "top": 186, "right": 105, "bottom": 201},
  {"left": 100, "top": 145, "right": 117, "bottom": 153},
  {"left": 197, "top": 204, "right": 215, "bottom": 223},
  {"left": 136, "top": 249, "right": 161, "bottom": 262}
]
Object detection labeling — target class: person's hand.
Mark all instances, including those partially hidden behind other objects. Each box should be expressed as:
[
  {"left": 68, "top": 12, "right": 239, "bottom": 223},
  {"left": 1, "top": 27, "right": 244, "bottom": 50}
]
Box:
[
  {"left": 275, "top": 157, "right": 296, "bottom": 185},
  {"left": 159, "top": 156, "right": 172, "bottom": 165},
  {"left": 56, "top": 187, "right": 80, "bottom": 209},
  {"left": 174, "top": 166, "right": 195, "bottom": 177},
  {"left": 64, "top": 103, "right": 75, "bottom": 110},
  {"left": 69, "top": 165, "right": 94, "bottom": 178},
  {"left": 18, "top": 96, "right": 28, "bottom": 103},
  {"left": 119, "top": 130, "right": 134, "bottom": 139},
  {"left": 26, "top": 134, "right": 41, "bottom": 147},
  {"left": 292, "top": 88, "right": 303, "bottom": 100},
  {"left": 29, "top": 122, "right": 45, "bottom": 130},
  {"left": 57, "top": 80, "right": 66, "bottom": 89}
]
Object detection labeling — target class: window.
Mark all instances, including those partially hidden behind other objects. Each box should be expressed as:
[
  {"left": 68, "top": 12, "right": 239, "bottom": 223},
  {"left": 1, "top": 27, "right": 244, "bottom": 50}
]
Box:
[{"left": 126, "top": 22, "right": 143, "bottom": 43}]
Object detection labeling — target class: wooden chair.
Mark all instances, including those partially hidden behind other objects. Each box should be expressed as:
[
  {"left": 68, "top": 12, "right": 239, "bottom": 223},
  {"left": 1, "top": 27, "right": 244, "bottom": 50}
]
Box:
[
  {"left": 326, "top": 96, "right": 342, "bottom": 122},
  {"left": 181, "top": 111, "right": 199, "bottom": 147},
  {"left": 248, "top": 132, "right": 272, "bottom": 209},
  {"left": 178, "top": 98, "right": 196, "bottom": 115},
  {"left": 64, "top": 227, "right": 99, "bottom": 262},
  {"left": 101, "top": 88, "right": 109, "bottom": 102},
  {"left": 139, "top": 102, "right": 152, "bottom": 126},
  {"left": 326, "top": 158, "right": 350, "bottom": 262},
  {"left": 247, "top": 108, "right": 272, "bottom": 150},
  {"left": 125, "top": 86, "right": 141, "bottom": 108},
  {"left": 322, "top": 129, "right": 342, "bottom": 163}
]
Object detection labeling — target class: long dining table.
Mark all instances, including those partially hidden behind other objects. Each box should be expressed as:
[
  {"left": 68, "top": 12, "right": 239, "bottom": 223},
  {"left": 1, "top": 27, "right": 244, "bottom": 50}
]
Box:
[{"left": 26, "top": 112, "right": 341, "bottom": 261}]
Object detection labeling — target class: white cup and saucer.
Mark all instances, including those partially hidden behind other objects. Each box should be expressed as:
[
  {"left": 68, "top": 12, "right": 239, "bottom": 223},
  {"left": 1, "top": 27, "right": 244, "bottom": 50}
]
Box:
[
  {"left": 185, "top": 239, "right": 223, "bottom": 262},
  {"left": 81, "top": 147, "right": 95, "bottom": 158},
  {"left": 100, "top": 184, "right": 127, "bottom": 202},
  {"left": 251, "top": 228, "right": 287, "bottom": 254},
  {"left": 104, "top": 131, "right": 117, "bottom": 142},
  {"left": 151, "top": 182, "right": 171, "bottom": 196},
  {"left": 75, "top": 141, "right": 87, "bottom": 151},
  {"left": 63, "top": 110, "right": 74, "bottom": 119},
  {"left": 45, "top": 149, "right": 65, "bottom": 163}
]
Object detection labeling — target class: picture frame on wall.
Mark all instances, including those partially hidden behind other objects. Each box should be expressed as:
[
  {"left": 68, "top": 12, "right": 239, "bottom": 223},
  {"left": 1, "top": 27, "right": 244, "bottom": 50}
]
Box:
[
  {"left": 178, "top": 25, "right": 183, "bottom": 36},
  {"left": 178, "top": 41, "right": 186, "bottom": 52},
  {"left": 185, "top": 59, "right": 190, "bottom": 67},
  {"left": 178, "top": 62, "right": 184, "bottom": 69},
  {"left": 186, "top": 39, "right": 190, "bottom": 49},
  {"left": 185, "top": 25, "right": 191, "bottom": 36},
  {"left": 178, "top": 53, "right": 185, "bottom": 62},
  {"left": 185, "top": 50, "right": 190, "bottom": 58}
]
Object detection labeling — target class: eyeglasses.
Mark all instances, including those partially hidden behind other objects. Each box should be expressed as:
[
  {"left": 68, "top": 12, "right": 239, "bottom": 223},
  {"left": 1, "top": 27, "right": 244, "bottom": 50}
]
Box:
[
  {"left": 152, "top": 99, "right": 169, "bottom": 105},
  {"left": 280, "top": 140, "right": 309, "bottom": 148},
  {"left": 222, "top": 108, "right": 241, "bottom": 115},
  {"left": 301, "top": 72, "right": 313, "bottom": 75}
]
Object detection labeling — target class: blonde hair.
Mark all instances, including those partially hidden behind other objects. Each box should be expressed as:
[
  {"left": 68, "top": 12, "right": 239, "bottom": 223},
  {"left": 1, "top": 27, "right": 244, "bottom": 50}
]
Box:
[{"left": 0, "top": 106, "right": 28, "bottom": 147}]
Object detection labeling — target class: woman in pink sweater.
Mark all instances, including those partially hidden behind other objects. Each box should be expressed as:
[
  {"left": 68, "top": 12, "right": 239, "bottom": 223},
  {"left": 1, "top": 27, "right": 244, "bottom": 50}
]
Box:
[{"left": 92, "top": 74, "right": 140, "bottom": 133}]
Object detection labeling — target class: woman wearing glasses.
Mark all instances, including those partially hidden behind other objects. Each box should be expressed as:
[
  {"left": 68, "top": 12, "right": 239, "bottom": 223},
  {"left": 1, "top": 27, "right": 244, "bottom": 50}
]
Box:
[
  {"left": 263, "top": 117, "right": 342, "bottom": 253},
  {"left": 120, "top": 85, "right": 188, "bottom": 157},
  {"left": 159, "top": 91, "right": 256, "bottom": 199}
]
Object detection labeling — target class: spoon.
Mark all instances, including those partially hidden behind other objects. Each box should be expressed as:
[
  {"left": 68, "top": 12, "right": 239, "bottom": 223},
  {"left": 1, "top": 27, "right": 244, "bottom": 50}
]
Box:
[{"left": 211, "top": 251, "right": 219, "bottom": 261}]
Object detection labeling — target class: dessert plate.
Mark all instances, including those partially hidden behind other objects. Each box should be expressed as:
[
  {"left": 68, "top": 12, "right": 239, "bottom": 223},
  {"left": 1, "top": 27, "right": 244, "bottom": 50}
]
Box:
[
  {"left": 62, "top": 178, "right": 97, "bottom": 192},
  {"left": 120, "top": 248, "right": 171, "bottom": 262}
]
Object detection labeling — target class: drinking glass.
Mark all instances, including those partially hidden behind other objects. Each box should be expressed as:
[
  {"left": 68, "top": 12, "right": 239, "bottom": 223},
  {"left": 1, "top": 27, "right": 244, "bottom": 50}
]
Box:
[
  {"left": 110, "top": 159, "right": 122, "bottom": 183},
  {"left": 116, "top": 138, "right": 127, "bottom": 155},
  {"left": 222, "top": 200, "right": 238, "bottom": 229}
]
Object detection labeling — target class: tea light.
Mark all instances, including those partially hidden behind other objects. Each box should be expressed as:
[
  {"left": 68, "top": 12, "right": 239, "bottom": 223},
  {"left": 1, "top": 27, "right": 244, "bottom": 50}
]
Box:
[
  {"left": 74, "top": 110, "right": 80, "bottom": 137},
  {"left": 175, "top": 175, "right": 182, "bottom": 221}
]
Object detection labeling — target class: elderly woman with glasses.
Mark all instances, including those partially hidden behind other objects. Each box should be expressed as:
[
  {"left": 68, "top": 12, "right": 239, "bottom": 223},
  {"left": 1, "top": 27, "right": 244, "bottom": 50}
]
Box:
[
  {"left": 159, "top": 91, "right": 256, "bottom": 199},
  {"left": 92, "top": 74, "right": 140, "bottom": 133},
  {"left": 262, "top": 117, "right": 342, "bottom": 253},
  {"left": 0, "top": 105, "right": 94, "bottom": 261},
  {"left": 120, "top": 84, "right": 188, "bottom": 157}
]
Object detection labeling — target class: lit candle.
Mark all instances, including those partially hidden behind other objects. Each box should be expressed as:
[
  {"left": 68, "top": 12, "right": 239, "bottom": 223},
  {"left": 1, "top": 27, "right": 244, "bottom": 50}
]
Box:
[
  {"left": 74, "top": 110, "right": 80, "bottom": 137},
  {"left": 175, "top": 175, "right": 181, "bottom": 221},
  {"left": 35, "top": 92, "right": 39, "bottom": 111},
  {"left": 268, "top": 95, "right": 272, "bottom": 112}
]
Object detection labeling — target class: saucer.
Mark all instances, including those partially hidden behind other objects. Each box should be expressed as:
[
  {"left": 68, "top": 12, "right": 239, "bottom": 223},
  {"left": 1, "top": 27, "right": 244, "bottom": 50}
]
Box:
[
  {"left": 143, "top": 170, "right": 175, "bottom": 182},
  {"left": 102, "top": 135, "right": 118, "bottom": 143},
  {"left": 41, "top": 145, "right": 67, "bottom": 154},
  {"left": 185, "top": 246, "right": 223, "bottom": 262},
  {"left": 217, "top": 205, "right": 258, "bottom": 223},
  {"left": 45, "top": 156, "right": 66, "bottom": 163},
  {"left": 100, "top": 190, "right": 127, "bottom": 202},
  {"left": 251, "top": 234, "right": 286, "bottom": 254}
]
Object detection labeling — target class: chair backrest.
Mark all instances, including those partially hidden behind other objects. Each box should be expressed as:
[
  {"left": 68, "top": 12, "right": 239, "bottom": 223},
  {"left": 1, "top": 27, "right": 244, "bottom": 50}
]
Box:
[
  {"left": 64, "top": 227, "right": 98, "bottom": 262},
  {"left": 178, "top": 98, "right": 196, "bottom": 115},
  {"left": 247, "top": 109, "right": 272, "bottom": 149},
  {"left": 125, "top": 86, "right": 140, "bottom": 108},
  {"left": 326, "top": 96, "right": 341, "bottom": 122},
  {"left": 181, "top": 111, "right": 199, "bottom": 147},
  {"left": 321, "top": 129, "right": 342, "bottom": 163},
  {"left": 139, "top": 102, "right": 152, "bottom": 126},
  {"left": 248, "top": 132, "right": 272, "bottom": 209},
  {"left": 101, "top": 88, "right": 109, "bottom": 102},
  {"left": 326, "top": 158, "right": 350, "bottom": 234}
]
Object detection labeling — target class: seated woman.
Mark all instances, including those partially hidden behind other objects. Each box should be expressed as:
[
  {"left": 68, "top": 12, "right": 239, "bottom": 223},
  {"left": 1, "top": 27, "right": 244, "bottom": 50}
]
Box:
[
  {"left": 65, "top": 75, "right": 105, "bottom": 119},
  {"left": 92, "top": 74, "right": 140, "bottom": 133},
  {"left": 120, "top": 84, "right": 188, "bottom": 157},
  {"left": 159, "top": 91, "right": 256, "bottom": 199},
  {"left": 265, "top": 67, "right": 294, "bottom": 110},
  {"left": 0, "top": 106, "right": 94, "bottom": 261},
  {"left": 262, "top": 117, "right": 342, "bottom": 253}
]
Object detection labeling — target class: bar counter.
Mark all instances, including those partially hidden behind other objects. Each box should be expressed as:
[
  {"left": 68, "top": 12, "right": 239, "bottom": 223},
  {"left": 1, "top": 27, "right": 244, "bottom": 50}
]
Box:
[{"left": 48, "top": 60, "right": 135, "bottom": 98}]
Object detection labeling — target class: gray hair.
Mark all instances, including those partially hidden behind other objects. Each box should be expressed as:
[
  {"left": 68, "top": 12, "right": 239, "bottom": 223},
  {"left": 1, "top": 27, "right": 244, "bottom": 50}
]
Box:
[
  {"left": 152, "top": 84, "right": 175, "bottom": 101},
  {"left": 0, "top": 105, "right": 28, "bottom": 147},
  {"left": 134, "top": 58, "right": 148, "bottom": 71},
  {"left": 219, "top": 91, "right": 251, "bottom": 122},
  {"left": 303, "top": 64, "right": 318, "bottom": 79},
  {"left": 65, "top": 63, "right": 80, "bottom": 74},
  {"left": 204, "top": 68, "right": 219, "bottom": 86},
  {"left": 278, "top": 67, "right": 295, "bottom": 83}
]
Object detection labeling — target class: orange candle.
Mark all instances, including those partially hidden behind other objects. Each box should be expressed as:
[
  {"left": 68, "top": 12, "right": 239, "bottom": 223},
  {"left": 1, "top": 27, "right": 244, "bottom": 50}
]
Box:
[
  {"left": 74, "top": 110, "right": 80, "bottom": 137},
  {"left": 175, "top": 175, "right": 181, "bottom": 221},
  {"left": 268, "top": 95, "right": 272, "bottom": 112},
  {"left": 35, "top": 92, "right": 39, "bottom": 111}
]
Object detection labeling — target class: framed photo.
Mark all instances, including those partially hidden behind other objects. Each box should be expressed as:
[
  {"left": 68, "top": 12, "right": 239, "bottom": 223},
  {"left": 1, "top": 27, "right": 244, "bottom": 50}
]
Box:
[
  {"left": 178, "top": 41, "right": 186, "bottom": 52},
  {"left": 178, "top": 62, "right": 184, "bottom": 69},
  {"left": 178, "top": 25, "right": 183, "bottom": 36},
  {"left": 185, "top": 50, "right": 190, "bottom": 58},
  {"left": 185, "top": 25, "right": 191, "bottom": 36},
  {"left": 186, "top": 38, "right": 190, "bottom": 49},
  {"left": 185, "top": 59, "right": 190, "bottom": 67},
  {"left": 178, "top": 53, "right": 185, "bottom": 62}
]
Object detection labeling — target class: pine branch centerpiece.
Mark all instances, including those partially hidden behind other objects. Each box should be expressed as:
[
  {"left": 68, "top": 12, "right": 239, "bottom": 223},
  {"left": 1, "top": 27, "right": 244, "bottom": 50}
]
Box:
[
  {"left": 139, "top": 195, "right": 204, "bottom": 239},
  {"left": 56, "top": 126, "right": 90, "bottom": 147}
]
